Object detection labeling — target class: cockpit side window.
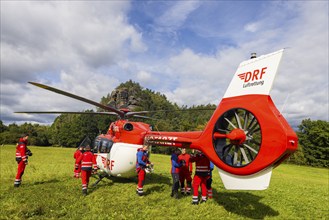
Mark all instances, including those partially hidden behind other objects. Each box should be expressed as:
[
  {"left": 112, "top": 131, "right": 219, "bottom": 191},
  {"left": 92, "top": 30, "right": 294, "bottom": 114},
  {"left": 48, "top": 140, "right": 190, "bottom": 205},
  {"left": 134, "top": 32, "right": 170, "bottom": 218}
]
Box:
[{"left": 93, "top": 139, "right": 101, "bottom": 153}]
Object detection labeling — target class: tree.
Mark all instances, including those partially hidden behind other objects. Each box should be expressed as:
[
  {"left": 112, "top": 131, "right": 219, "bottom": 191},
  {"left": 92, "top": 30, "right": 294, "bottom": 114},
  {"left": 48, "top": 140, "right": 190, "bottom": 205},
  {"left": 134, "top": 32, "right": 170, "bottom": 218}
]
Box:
[
  {"left": 297, "top": 119, "right": 329, "bottom": 167},
  {"left": 0, "top": 120, "right": 7, "bottom": 132}
]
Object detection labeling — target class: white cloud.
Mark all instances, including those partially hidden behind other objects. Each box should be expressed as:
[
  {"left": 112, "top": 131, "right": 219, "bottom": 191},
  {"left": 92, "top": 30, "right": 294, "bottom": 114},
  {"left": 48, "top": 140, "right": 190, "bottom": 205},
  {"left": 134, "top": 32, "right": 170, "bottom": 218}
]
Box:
[
  {"left": 155, "top": 1, "right": 201, "bottom": 32},
  {"left": 244, "top": 22, "right": 260, "bottom": 33},
  {"left": 136, "top": 70, "right": 152, "bottom": 83},
  {"left": 0, "top": 1, "right": 145, "bottom": 124},
  {"left": 0, "top": 1, "right": 328, "bottom": 129}
]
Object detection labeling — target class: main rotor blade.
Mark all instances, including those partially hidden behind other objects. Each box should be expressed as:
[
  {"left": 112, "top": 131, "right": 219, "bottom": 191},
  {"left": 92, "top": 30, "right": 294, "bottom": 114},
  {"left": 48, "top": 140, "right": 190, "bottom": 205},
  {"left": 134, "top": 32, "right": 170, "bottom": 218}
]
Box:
[
  {"left": 15, "top": 111, "right": 118, "bottom": 116},
  {"left": 126, "top": 108, "right": 216, "bottom": 117},
  {"left": 28, "top": 82, "right": 124, "bottom": 117},
  {"left": 133, "top": 115, "right": 158, "bottom": 120},
  {"left": 126, "top": 111, "right": 151, "bottom": 116}
]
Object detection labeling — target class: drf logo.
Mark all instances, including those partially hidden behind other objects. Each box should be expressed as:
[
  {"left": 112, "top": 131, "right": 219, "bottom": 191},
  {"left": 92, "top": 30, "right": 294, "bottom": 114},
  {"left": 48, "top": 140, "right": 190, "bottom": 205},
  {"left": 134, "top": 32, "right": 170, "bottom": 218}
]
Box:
[
  {"left": 101, "top": 157, "right": 115, "bottom": 170},
  {"left": 238, "top": 67, "right": 267, "bottom": 82}
]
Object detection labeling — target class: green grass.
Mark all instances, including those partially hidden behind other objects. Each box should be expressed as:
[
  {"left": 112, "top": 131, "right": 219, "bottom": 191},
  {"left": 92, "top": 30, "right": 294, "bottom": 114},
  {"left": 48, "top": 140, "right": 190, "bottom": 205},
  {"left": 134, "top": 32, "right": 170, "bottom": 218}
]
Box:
[{"left": 0, "top": 145, "right": 328, "bottom": 219}]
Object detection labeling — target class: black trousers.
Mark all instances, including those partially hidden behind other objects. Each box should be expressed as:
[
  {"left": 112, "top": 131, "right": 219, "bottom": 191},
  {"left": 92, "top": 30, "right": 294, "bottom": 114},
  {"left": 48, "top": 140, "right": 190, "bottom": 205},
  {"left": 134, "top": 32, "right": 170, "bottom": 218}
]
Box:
[{"left": 171, "top": 173, "right": 180, "bottom": 191}]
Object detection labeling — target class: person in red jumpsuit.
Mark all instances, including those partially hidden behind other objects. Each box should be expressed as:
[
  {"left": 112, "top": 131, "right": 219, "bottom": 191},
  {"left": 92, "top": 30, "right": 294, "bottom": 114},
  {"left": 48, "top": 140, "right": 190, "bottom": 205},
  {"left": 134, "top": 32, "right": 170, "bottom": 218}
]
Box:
[
  {"left": 73, "top": 146, "right": 84, "bottom": 178},
  {"left": 178, "top": 148, "right": 193, "bottom": 195},
  {"left": 14, "top": 134, "right": 31, "bottom": 187},
  {"left": 75, "top": 145, "right": 98, "bottom": 196},
  {"left": 190, "top": 150, "right": 211, "bottom": 205},
  {"left": 136, "top": 145, "right": 151, "bottom": 196}
]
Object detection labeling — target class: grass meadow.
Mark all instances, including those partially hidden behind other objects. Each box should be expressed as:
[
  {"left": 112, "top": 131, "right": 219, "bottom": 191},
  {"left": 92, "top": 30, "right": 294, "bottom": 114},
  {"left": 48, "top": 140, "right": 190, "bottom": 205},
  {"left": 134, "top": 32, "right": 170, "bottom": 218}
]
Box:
[{"left": 0, "top": 145, "right": 328, "bottom": 220}]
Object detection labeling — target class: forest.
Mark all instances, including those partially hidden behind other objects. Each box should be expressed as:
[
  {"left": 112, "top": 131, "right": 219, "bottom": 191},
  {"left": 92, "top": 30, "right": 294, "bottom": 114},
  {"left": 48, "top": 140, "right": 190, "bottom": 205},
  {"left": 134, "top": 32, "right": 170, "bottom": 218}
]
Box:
[{"left": 0, "top": 81, "right": 328, "bottom": 168}]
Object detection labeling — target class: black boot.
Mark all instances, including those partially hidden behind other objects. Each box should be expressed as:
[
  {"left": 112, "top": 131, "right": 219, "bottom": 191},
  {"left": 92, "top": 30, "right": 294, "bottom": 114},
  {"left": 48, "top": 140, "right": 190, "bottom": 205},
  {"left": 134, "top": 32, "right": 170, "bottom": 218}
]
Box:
[
  {"left": 82, "top": 189, "right": 87, "bottom": 196},
  {"left": 173, "top": 190, "right": 179, "bottom": 199},
  {"left": 14, "top": 180, "right": 21, "bottom": 188}
]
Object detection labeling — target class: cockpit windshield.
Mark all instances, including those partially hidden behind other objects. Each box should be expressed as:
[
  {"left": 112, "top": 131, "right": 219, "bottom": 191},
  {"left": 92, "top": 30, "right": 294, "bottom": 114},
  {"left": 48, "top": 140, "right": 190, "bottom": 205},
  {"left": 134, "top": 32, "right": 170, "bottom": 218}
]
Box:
[{"left": 93, "top": 138, "right": 113, "bottom": 153}]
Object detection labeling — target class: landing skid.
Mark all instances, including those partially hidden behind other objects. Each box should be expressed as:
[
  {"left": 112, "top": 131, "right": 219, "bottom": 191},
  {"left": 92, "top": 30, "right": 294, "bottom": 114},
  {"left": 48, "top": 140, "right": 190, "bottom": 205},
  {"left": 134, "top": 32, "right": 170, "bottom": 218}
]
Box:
[{"left": 92, "top": 172, "right": 111, "bottom": 187}]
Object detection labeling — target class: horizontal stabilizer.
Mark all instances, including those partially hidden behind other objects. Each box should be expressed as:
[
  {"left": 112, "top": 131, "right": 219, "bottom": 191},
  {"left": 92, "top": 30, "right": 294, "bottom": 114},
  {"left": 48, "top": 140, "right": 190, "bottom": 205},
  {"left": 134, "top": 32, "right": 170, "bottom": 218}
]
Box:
[{"left": 217, "top": 167, "right": 273, "bottom": 190}]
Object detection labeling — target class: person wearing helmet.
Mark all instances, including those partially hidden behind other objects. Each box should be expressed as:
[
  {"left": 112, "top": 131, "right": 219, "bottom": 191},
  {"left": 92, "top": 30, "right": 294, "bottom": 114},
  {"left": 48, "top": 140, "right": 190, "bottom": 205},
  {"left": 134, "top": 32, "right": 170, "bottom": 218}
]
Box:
[
  {"left": 73, "top": 146, "right": 84, "bottom": 178},
  {"left": 178, "top": 148, "right": 193, "bottom": 195},
  {"left": 136, "top": 144, "right": 151, "bottom": 196},
  {"left": 14, "top": 134, "right": 30, "bottom": 187},
  {"left": 190, "top": 150, "right": 211, "bottom": 205},
  {"left": 75, "top": 145, "right": 98, "bottom": 196}
]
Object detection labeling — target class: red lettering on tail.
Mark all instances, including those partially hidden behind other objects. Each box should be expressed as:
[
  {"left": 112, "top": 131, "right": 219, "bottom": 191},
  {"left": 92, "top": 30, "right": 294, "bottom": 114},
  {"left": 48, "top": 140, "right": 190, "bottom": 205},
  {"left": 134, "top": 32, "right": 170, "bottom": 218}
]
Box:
[{"left": 239, "top": 67, "right": 267, "bottom": 82}]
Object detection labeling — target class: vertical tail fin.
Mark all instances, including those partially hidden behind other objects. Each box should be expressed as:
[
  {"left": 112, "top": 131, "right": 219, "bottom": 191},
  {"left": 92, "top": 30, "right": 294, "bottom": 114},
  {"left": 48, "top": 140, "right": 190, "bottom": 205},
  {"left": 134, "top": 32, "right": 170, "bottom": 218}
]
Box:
[{"left": 223, "top": 49, "right": 284, "bottom": 98}]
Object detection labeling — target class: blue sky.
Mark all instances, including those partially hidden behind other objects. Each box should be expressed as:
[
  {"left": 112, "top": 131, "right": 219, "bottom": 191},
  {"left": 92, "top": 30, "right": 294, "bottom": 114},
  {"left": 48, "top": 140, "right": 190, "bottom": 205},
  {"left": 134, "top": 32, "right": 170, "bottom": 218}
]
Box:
[{"left": 1, "top": 1, "right": 328, "bottom": 128}]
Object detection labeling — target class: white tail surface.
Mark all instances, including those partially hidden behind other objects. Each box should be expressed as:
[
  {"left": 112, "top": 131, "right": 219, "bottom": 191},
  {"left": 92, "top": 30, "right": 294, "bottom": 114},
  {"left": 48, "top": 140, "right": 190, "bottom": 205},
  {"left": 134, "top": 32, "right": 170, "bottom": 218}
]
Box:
[
  {"left": 223, "top": 49, "right": 284, "bottom": 98},
  {"left": 217, "top": 167, "right": 273, "bottom": 190}
]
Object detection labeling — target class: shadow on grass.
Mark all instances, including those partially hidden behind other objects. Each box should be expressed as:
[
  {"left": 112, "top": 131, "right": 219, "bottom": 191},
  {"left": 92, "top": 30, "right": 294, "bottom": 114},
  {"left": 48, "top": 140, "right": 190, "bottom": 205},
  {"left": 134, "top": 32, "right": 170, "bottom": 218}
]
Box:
[
  {"left": 144, "top": 185, "right": 168, "bottom": 196},
  {"left": 147, "top": 173, "right": 171, "bottom": 186},
  {"left": 144, "top": 173, "right": 173, "bottom": 196},
  {"left": 212, "top": 189, "right": 279, "bottom": 219},
  {"left": 87, "top": 173, "right": 172, "bottom": 196},
  {"left": 27, "top": 179, "right": 61, "bottom": 185}
]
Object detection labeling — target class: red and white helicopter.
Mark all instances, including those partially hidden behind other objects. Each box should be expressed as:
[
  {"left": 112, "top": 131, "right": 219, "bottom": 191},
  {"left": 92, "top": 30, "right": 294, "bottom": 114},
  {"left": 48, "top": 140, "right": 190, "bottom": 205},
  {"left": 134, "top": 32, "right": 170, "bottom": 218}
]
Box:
[{"left": 17, "top": 49, "right": 298, "bottom": 190}]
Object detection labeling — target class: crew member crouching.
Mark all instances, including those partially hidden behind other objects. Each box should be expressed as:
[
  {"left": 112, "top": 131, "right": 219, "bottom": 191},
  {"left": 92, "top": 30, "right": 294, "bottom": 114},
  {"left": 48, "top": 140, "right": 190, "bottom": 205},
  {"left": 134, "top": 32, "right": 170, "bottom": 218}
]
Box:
[{"left": 76, "top": 145, "right": 98, "bottom": 196}]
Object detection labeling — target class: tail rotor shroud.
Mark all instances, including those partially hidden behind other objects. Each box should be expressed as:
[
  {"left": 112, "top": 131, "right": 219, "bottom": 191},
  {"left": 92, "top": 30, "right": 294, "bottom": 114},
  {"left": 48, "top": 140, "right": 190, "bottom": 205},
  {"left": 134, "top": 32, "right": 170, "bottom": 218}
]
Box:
[{"left": 213, "top": 108, "right": 262, "bottom": 168}]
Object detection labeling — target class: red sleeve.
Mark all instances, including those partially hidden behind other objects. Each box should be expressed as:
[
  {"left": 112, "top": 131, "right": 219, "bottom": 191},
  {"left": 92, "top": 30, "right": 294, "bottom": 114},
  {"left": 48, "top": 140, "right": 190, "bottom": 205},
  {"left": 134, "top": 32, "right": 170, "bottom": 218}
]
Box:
[
  {"left": 19, "top": 144, "right": 27, "bottom": 162},
  {"left": 76, "top": 153, "right": 83, "bottom": 165}
]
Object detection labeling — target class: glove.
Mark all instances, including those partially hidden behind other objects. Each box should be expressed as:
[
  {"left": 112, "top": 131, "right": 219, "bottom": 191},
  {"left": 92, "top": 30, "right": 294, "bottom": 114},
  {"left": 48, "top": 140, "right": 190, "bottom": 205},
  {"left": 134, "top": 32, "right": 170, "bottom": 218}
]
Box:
[
  {"left": 75, "top": 164, "right": 79, "bottom": 170},
  {"left": 92, "top": 169, "right": 98, "bottom": 175},
  {"left": 26, "top": 149, "right": 33, "bottom": 156},
  {"left": 24, "top": 160, "right": 28, "bottom": 165}
]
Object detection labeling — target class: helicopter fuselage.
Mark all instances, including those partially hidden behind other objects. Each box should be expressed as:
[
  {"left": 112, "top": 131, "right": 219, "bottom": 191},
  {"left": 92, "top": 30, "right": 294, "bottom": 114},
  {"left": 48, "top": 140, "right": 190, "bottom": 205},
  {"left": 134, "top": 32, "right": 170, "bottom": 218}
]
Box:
[{"left": 93, "top": 120, "right": 152, "bottom": 177}]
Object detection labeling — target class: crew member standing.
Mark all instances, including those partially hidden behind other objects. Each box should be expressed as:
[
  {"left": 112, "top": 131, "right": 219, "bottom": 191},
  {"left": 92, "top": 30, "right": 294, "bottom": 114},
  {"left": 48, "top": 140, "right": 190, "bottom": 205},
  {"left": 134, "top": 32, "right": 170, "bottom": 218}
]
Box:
[
  {"left": 170, "top": 148, "right": 182, "bottom": 199},
  {"left": 136, "top": 145, "right": 151, "bottom": 196},
  {"left": 73, "top": 146, "right": 84, "bottom": 178},
  {"left": 14, "top": 134, "right": 31, "bottom": 187},
  {"left": 178, "top": 148, "right": 193, "bottom": 195},
  {"left": 76, "top": 145, "right": 97, "bottom": 196},
  {"left": 190, "top": 150, "right": 211, "bottom": 205}
]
